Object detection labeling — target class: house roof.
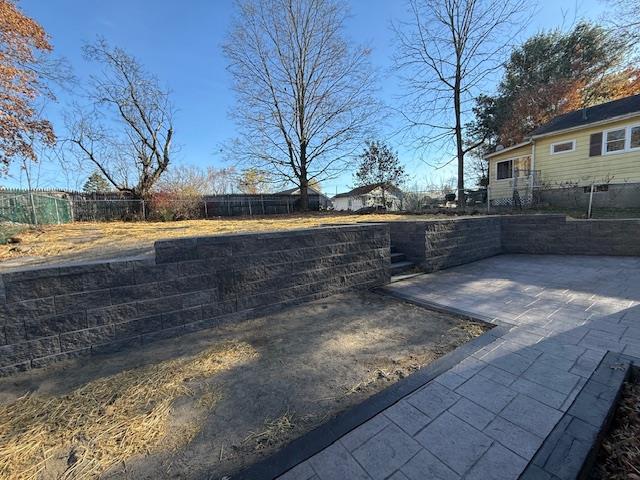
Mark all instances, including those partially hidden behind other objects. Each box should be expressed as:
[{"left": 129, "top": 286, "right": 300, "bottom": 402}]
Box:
[
  {"left": 332, "top": 183, "right": 402, "bottom": 199},
  {"left": 484, "top": 140, "right": 532, "bottom": 159},
  {"left": 276, "top": 186, "right": 324, "bottom": 196},
  {"left": 529, "top": 94, "right": 640, "bottom": 138}
]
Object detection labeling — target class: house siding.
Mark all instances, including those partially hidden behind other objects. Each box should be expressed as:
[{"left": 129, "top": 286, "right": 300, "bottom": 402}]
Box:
[
  {"left": 534, "top": 116, "right": 640, "bottom": 187},
  {"left": 488, "top": 115, "right": 640, "bottom": 205},
  {"left": 332, "top": 187, "right": 402, "bottom": 211},
  {"left": 488, "top": 145, "right": 534, "bottom": 204}
]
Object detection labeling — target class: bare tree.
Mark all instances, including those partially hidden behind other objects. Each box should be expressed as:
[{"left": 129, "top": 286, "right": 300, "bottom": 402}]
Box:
[
  {"left": 604, "top": 0, "right": 640, "bottom": 59},
  {"left": 237, "top": 168, "right": 274, "bottom": 194},
  {"left": 156, "top": 165, "right": 212, "bottom": 196},
  {"left": 67, "top": 39, "right": 174, "bottom": 200},
  {"left": 223, "top": 0, "right": 380, "bottom": 210},
  {"left": 394, "top": 0, "right": 529, "bottom": 207},
  {"left": 207, "top": 166, "right": 238, "bottom": 194}
]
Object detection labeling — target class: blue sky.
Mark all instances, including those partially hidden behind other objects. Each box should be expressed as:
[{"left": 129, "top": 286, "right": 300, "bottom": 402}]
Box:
[{"left": 11, "top": 0, "right": 606, "bottom": 193}]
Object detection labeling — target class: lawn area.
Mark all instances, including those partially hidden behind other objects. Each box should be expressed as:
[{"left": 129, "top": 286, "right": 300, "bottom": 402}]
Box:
[{"left": 0, "top": 213, "right": 435, "bottom": 270}]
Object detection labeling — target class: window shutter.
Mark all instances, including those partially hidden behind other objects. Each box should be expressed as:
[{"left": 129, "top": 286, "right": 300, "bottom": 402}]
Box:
[{"left": 589, "top": 132, "right": 603, "bottom": 157}]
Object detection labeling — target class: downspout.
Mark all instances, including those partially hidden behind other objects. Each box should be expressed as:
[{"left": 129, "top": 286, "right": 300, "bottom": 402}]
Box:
[
  {"left": 487, "top": 158, "right": 491, "bottom": 214},
  {"left": 530, "top": 140, "right": 537, "bottom": 203}
]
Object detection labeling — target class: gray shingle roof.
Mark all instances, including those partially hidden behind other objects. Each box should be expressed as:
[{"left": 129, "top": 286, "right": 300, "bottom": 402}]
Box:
[{"left": 529, "top": 94, "right": 640, "bottom": 137}]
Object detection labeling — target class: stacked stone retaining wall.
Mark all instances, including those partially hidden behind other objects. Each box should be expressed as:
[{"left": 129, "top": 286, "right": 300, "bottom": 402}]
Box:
[
  {"left": 388, "top": 217, "right": 502, "bottom": 272},
  {"left": 388, "top": 214, "right": 640, "bottom": 272},
  {"left": 0, "top": 224, "right": 390, "bottom": 375}
]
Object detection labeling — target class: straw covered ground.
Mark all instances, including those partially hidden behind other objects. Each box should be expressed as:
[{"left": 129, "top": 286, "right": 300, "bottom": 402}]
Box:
[
  {"left": 591, "top": 380, "right": 640, "bottom": 479},
  {"left": 0, "top": 342, "right": 257, "bottom": 480},
  {"left": 0, "top": 290, "right": 489, "bottom": 479},
  {"left": 0, "top": 213, "right": 429, "bottom": 269}
]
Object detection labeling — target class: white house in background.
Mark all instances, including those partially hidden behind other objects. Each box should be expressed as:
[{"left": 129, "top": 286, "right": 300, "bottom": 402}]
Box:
[
  {"left": 276, "top": 185, "right": 332, "bottom": 209},
  {"left": 332, "top": 183, "right": 403, "bottom": 211}
]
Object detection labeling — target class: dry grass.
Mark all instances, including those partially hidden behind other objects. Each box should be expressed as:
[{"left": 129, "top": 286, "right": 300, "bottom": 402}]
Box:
[
  {"left": 243, "top": 413, "right": 297, "bottom": 451},
  {"left": 0, "top": 342, "right": 257, "bottom": 480},
  {"left": 0, "top": 213, "right": 426, "bottom": 262},
  {"left": 592, "top": 381, "right": 640, "bottom": 479},
  {"left": 455, "top": 320, "right": 488, "bottom": 339}
]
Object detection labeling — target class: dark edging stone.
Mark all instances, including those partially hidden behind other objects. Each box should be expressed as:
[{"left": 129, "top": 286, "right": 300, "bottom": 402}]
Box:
[
  {"left": 231, "top": 298, "right": 509, "bottom": 480},
  {"left": 520, "top": 351, "right": 639, "bottom": 480}
]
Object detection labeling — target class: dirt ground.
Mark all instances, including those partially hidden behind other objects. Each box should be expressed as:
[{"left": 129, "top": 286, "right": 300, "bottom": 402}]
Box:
[
  {"left": 0, "top": 213, "right": 444, "bottom": 270},
  {"left": 0, "top": 290, "right": 488, "bottom": 480}
]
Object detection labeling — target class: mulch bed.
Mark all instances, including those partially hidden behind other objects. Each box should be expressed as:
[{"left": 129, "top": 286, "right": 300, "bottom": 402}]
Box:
[{"left": 591, "top": 381, "right": 640, "bottom": 479}]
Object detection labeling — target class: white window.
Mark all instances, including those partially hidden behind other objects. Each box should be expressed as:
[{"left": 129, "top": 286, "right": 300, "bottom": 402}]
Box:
[
  {"left": 550, "top": 140, "right": 576, "bottom": 154},
  {"left": 604, "top": 128, "right": 626, "bottom": 154},
  {"left": 630, "top": 125, "right": 640, "bottom": 150},
  {"left": 496, "top": 160, "right": 513, "bottom": 180}
]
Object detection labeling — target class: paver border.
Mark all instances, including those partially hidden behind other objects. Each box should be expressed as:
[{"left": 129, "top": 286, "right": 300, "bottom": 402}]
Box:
[
  {"left": 520, "top": 351, "right": 639, "bottom": 480},
  {"left": 232, "top": 294, "right": 512, "bottom": 480}
]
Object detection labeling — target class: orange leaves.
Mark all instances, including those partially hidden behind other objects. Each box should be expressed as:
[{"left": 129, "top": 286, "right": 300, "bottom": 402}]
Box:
[{"left": 0, "top": 0, "right": 54, "bottom": 167}]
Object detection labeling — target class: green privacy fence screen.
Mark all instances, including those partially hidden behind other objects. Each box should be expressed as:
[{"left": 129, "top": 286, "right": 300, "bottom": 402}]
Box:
[{"left": 0, "top": 193, "right": 72, "bottom": 225}]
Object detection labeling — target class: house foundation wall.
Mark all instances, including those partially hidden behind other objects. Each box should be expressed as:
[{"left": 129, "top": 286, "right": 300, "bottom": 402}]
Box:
[{"left": 538, "top": 183, "right": 640, "bottom": 209}]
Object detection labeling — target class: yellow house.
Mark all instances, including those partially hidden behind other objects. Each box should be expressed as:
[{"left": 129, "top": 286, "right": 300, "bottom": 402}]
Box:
[{"left": 485, "top": 94, "right": 640, "bottom": 208}]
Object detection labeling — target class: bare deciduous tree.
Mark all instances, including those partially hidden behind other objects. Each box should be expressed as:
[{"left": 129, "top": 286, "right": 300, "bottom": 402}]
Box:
[
  {"left": 156, "top": 165, "right": 242, "bottom": 195},
  {"left": 223, "top": 0, "right": 380, "bottom": 210},
  {"left": 605, "top": 0, "right": 640, "bottom": 40},
  {"left": 394, "top": 0, "right": 528, "bottom": 207},
  {"left": 68, "top": 39, "right": 174, "bottom": 200}
]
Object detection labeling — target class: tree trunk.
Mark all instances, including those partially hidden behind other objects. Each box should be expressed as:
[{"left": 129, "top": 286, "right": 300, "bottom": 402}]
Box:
[
  {"left": 299, "top": 143, "right": 309, "bottom": 211},
  {"left": 299, "top": 179, "right": 309, "bottom": 211},
  {"left": 454, "top": 66, "right": 465, "bottom": 208}
]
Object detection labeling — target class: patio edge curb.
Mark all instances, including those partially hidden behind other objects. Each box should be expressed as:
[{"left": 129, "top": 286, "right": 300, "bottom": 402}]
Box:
[{"left": 520, "top": 351, "right": 639, "bottom": 480}]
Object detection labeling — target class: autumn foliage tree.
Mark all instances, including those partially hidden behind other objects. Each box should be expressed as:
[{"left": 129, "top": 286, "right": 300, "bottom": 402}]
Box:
[
  {"left": 468, "top": 23, "right": 640, "bottom": 151},
  {"left": 0, "top": 0, "right": 56, "bottom": 170},
  {"left": 237, "top": 168, "right": 273, "bottom": 194}
]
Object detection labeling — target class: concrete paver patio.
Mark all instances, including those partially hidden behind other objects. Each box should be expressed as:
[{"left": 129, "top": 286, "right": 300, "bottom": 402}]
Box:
[{"left": 276, "top": 254, "right": 640, "bottom": 480}]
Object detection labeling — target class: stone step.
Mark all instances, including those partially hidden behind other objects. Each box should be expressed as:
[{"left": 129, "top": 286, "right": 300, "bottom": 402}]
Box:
[
  {"left": 390, "top": 260, "right": 414, "bottom": 276},
  {"left": 391, "top": 252, "right": 406, "bottom": 263},
  {"left": 389, "top": 272, "right": 424, "bottom": 283}
]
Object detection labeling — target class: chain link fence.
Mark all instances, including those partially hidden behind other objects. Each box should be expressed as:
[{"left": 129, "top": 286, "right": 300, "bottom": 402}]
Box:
[
  {"left": 487, "top": 173, "right": 640, "bottom": 218},
  {"left": 0, "top": 192, "right": 72, "bottom": 225},
  {"left": 0, "top": 190, "right": 329, "bottom": 225},
  {"left": 396, "top": 189, "right": 487, "bottom": 213}
]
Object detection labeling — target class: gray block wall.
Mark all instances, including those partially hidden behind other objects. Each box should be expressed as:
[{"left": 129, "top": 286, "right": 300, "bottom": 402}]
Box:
[
  {"left": 501, "top": 215, "right": 640, "bottom": 256},
  {"left": 0, "top": 224, "right": 390, "bottom": 375},
  {"left": 389, "top": 214, "right": 640, "bottom": 273},
  {"left": 389, "top": 217, "right": 502, "bottom": 272}
]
